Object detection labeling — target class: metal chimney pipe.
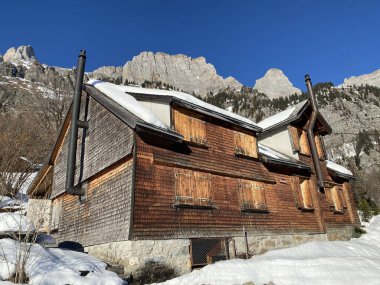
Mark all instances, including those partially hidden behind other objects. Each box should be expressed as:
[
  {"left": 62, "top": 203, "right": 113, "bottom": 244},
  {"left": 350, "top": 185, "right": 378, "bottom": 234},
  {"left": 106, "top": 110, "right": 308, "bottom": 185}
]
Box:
[
  {"left": 66, "top": 50, "right": 86, "bottom": 196},
  {"left": 305, "top": 74, "right": 324, "bottom": 191}
]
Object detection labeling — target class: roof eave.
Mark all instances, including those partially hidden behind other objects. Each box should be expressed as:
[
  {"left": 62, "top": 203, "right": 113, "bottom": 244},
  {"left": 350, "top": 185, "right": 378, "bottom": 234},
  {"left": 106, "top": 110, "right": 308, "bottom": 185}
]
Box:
[
  {"left": 172, "top": 98, "right": 262, "bottom": 133},
  {"left": 260, "top": 154, "right": 311, "bottom": 171}
]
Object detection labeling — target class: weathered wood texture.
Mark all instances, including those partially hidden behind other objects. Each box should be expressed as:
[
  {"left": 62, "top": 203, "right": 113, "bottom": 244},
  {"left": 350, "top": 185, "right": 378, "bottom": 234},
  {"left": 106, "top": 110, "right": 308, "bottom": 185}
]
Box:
[
  {"left": 57, "top": 159, "right": 133, "bottom": 246},
  {"left": 132, "top": 107, "right": 323, "bottom": 239},
  {"left": 51, "top": 96, "right": 135, "bottom": 246},
  {"left": 51, "top": 95, "right": 134, "bottom": 198},
  {"left": 298, "top": 154, "right": 360, "bottom": 228}
]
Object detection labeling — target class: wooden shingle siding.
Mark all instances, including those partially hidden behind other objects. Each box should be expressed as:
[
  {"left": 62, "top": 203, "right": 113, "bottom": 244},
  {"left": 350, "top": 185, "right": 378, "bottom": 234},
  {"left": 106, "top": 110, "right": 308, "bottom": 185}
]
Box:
[
  {"left": 51, "top": 96, "right": 134, "bottom": 198},
  {"left": 298, "top": 154, "right": 360, "bottom": 228},
  {"left": 57, "top": 159, "right": 134, "bottom": 246},
  {"left": 132, "top": 107, "right": 322, "bottom": 239}
]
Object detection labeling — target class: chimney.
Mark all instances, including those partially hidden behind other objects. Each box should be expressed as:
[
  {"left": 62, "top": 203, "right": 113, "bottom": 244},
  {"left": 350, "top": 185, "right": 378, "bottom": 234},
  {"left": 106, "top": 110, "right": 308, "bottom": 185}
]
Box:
[
  {"left": 65, "top": 50, "right": 87, "bottom": 196},
  {"left": 305, "top": 74, "right": 324, "bottom": 191}
]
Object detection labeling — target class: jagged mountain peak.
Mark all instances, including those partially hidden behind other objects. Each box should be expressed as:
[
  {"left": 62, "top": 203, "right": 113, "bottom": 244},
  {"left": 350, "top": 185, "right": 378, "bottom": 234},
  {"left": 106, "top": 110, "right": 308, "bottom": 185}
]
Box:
[
  {"left": 3, "top": 45, "right": 37, "bottom": 65},
  {"left": 122, "top": 51, "right": 242, "bottom": 97},
  {"left": 253, "top": 68, "right": 302, "bottom": 99}
]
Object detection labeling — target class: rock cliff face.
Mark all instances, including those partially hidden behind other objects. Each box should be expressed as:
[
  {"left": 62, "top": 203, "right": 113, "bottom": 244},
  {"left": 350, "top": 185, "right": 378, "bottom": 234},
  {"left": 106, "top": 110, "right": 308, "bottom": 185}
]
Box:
[
  {"left": 3, "top": 45, "right": 37, "bottom": 67},
  {"left": 122, "top": 52, "right": 242, "bottom": 97},
  {"left": 253, "top": 68, "right": 302, "bottom": 99},
  {"left": 88, "top": 66, "right": 123, "bottom": 84},
  {"left": 340, "top": 69, "right": 380, "bottom": 88}
]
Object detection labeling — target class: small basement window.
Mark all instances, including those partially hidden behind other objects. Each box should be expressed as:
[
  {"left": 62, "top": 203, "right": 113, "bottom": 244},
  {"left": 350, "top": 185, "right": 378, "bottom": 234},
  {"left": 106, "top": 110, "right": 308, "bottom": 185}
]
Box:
[
  {"left": 173, "top": 109, "right": 207, "bottom": 145},
  {"left": 291, "top": 176, "right": 313, "bottom": 211},
  {"left": 174, "top": 170, "right": 213, "bottom": 209},
  {"left": 238, "top": 179, "right": 268, "bottom": 213},
  {"left": 234, "top": 131, "right": 258, "bottom": 159}
]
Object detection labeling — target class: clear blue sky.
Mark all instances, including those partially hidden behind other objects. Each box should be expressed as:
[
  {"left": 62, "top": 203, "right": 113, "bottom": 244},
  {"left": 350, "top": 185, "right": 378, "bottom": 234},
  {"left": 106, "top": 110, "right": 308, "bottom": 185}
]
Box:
[{"left": 1, "top": 0, "right": 379, "bottom": 90}]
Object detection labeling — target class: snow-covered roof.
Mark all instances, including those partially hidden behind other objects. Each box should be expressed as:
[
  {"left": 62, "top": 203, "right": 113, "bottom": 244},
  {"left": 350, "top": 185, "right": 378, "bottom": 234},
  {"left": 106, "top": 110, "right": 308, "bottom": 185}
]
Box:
[
  {"left": 87, "top": 79, "right": 168, "bottom": 129},
  {"left": 326, "top": 160, "right": 354, "bottom": 178},
  {"left": 257, "top": 100, "right": 308, "bottom": 131},
  {"left": 258, "top": 143, "right": 310, "bottom": 169},
  {"left": 87, "top": 79, "right": 260, "bottom": 131}
]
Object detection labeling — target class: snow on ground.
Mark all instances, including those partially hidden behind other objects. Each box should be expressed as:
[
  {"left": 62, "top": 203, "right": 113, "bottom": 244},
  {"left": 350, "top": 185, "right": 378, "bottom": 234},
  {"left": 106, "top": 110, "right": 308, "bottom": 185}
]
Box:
[
  {"left": 0, "top": 212, "right": 34, "bottom": 232},
  {"left": 0, "top": 239, "right": 125, "bottom": 285},
  {"left": 154, "top": 216, "right": 380, "bottom": 285}
]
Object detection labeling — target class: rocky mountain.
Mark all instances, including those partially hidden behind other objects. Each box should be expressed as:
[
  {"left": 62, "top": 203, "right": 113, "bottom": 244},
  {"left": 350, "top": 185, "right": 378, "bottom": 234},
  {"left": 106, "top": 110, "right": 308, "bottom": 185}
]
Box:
[
  {"left": 88, "top": 66, "right": 123, "bottom": 84},
  {"left": 122, "top": 52, "right": 242, "bottom": 97},
  {"left": 253, "top": 68, "right": 302, "bottom": 99},
  {"left": 340, "top": 69, "right": 380, "bottom": 88}
]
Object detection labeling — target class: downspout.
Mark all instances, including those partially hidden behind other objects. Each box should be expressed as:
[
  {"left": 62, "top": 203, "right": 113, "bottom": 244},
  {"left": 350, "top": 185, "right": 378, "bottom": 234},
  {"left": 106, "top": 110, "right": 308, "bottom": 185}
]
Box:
[
  {"left": 65, "top": 50, "right": 87, "bottom": 196},
  {"left": 305, "top": 74, "right": 324, "bottom": 191}
]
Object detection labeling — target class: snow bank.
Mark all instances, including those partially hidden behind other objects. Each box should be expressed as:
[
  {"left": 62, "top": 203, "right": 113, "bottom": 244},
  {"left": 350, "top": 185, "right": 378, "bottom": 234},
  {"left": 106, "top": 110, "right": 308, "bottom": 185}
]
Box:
[
  {"left": 0, "top": 212, "right": 34, "bottom": 233},
  {"left": 155, "top": 216, "right": 380, "bottom": 285},
  {"left": 0, "top": 239, "right": 125, "bottom": 285}
]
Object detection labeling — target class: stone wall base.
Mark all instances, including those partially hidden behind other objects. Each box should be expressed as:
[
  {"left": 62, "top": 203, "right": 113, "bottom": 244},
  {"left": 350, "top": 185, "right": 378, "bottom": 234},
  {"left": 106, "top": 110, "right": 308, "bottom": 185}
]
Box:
[
  {"left": 84, "top": 239, "right": 191, "bottom": 282},
  {"left": 326, "top": 225, "right": 355, "bottom": 241},
  {"left": 231, "top": 232, "right": 329, "bottom": 257},
  {"left": 84, "top": 228, "right": 354, "bottom": 282}
]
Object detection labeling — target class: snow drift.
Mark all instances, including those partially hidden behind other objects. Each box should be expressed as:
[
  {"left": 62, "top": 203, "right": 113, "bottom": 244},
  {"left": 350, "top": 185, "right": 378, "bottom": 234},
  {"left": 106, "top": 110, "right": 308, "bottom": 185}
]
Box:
[{"left": 154, "top": 216, "right": 380, "bottom": 285}]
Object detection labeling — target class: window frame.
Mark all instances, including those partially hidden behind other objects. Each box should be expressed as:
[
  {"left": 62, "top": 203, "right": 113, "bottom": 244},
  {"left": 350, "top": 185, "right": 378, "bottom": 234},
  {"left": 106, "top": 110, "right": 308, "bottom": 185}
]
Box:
[{"left": 172, "top": 109, "right": 207, "bottom": 146}]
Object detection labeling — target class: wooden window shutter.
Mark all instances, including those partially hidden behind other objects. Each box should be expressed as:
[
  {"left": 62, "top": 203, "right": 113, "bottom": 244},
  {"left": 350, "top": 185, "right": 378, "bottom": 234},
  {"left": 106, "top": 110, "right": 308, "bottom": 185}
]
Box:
[
  {"left": 338, "top": 187, "right": 347, "bottom": 209},
  {"left": 234, "top": 131, "right": 258, "bottom": 158},
  {"left": 173, "top": 109, "right": 206, "bottom": 144},
  {"left": 175, "top": 170, "right": 212, "bottom": 207},
  {"left": 288, "top": 126, "right": 301, "bottom": 152},
  {"left": 291, "top": 177, "right": 313, "bottom": 210},
  {"left": 291, "top": 176, "right": 303, "bottom": 209},
  {"left": 325, "top": 187, "right": 335, "bottom": 209},
  {"left": 238, "top": 179, "right": 267, "bottom": 212},
  {"left": 300, "top": 179, "right": 313, "bottom": 209},
  {"left": 315, "top": 135, "right": 325, "bottom": 159},
  {"left": 331, "top": 186, "right": 343, "bottom": 212},
  {"left": 195, "top": 172, "right": 211, "bottom": 206},
  {"left": 300, "top": 130, "right": 311, "bottom": 155}
]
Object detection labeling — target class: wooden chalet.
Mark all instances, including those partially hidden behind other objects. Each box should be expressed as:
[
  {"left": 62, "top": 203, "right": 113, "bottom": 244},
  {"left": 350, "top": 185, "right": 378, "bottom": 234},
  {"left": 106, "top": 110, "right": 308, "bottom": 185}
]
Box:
[{"left": 28, "top": 66, "right": 360, "bottom": 277}]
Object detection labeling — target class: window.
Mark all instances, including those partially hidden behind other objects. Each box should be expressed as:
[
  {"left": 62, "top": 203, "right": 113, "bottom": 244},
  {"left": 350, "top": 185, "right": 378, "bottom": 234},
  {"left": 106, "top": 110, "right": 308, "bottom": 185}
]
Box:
[
  {"left": 173, "top": 109, "right": 207, "bottom": 145},
  {"left": 325, "top": 185, "right": 346, "bottom": 213},
  {"left": 174, "top": 170, "right": 213, "bottom": 208},
  {"left": 234, "top": 131, "right": 258, "bottom": 158},
  {"left": 238, "top": 179, "right": 268, "bottom": 212},
  {"left": 314, "top": 135, "right": 326, "bottom": 159},
  {"left": 289, "top": 126, "right": 325, "bottom": 159},
  {"left": 291, "top": 176, "right": 313, "bottom": 210}
]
